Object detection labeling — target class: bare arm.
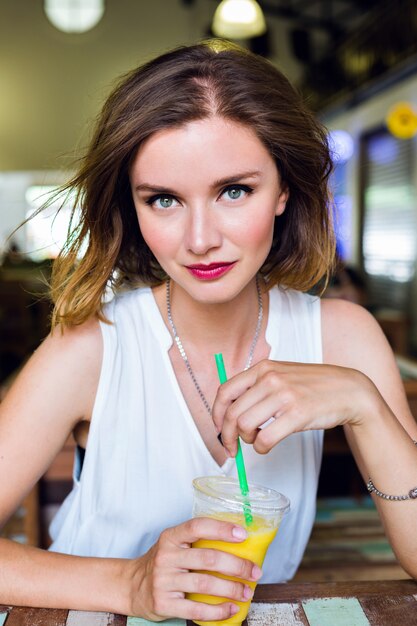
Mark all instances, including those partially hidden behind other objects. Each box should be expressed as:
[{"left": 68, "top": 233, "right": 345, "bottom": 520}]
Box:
[
  {"left": 0, "top": 321, "right": 135, "bottom": 611},
  {"left": 0, "top": 319, "right": 102, "bottom": 532},
  {"left": 0, "top": 540, "right": 131, "bottom": 612},
  {"left": 0, "top": 319, "right": 131, "bottom": 611},
  {"left": 322, "top": 298, "right": 417, "bottom": 578}
]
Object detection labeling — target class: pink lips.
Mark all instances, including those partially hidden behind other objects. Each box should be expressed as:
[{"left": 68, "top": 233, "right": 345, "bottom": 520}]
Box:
[{"left": 186, "top": 261, "right": 236, "bottom": 280}]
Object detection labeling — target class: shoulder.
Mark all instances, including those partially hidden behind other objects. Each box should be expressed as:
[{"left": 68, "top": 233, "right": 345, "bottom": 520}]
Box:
[
  {"left": 50, "top": 315, "right": 103, "bottom": 388},
  {"left": 23, "top": 317, "right": 103, "bottom": 423},
  {"left": 46, "top": 316, "right": 102, "bottom": 362},
  {"left": 321, "top": 296, "right": 377, "bottom": 331},
  {"left": 320, "top": 298, "right": 391, "bottom": 367},
  {"left": 320, "top": 297, "right": 417, "bottom": 439}
]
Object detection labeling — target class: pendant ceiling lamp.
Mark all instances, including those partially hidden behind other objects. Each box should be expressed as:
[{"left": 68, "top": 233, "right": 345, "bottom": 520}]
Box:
[
  {"left": 44, "top": 0, "right": 105, "bottom": 34},
  {"left": 212, "top": 0, "right": 267, "bottom": 39}
]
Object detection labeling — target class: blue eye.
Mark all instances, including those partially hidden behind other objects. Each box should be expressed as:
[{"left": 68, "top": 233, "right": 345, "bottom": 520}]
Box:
[
  {"left": 146, "top": 194, "right": 178, "bottom": 209},
  {"left": 157, "top": 196, "right": 174, "bottom": 208},
  {"left": 222, "top": 185, "right": 253, "bottom": 201}
]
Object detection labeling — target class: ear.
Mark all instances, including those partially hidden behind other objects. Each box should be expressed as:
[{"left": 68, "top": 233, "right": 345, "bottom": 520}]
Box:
[{"left": 275, "top": 186, "right": 289, "bottom": 217}]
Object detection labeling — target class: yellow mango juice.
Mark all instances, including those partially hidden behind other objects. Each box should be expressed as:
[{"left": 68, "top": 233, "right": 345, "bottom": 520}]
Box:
[{"left": 187, "top": 514, "right": 278, "bottom": 626}]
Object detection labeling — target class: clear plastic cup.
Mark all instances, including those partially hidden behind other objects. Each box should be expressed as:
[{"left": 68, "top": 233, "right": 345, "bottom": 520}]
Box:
[{"left": 187, "top": 476, "right": 290, "bottom": 626}]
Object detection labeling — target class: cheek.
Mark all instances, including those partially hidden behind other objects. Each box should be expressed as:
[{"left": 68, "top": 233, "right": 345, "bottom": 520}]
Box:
[
  {"left": 136, "top": 213, "right": 178, "bottom": 259},
  {"left": 233, "top": 211, "right": 275, "bottom": 250}
]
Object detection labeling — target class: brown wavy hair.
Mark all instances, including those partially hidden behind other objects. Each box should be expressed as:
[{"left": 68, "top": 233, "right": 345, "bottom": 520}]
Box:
[{"left": 50, "top": 39, "right": 335, "bottom": 327}]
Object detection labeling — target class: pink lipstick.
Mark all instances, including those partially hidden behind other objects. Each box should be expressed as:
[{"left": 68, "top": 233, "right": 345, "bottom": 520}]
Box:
[{"left": 186, "top": 261, "right": 236, "bottom": 280}]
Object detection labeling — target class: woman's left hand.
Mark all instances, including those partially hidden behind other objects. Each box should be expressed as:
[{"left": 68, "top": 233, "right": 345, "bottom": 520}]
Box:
[{"left": 212, "top": 359, "right": 380, "bottom": 457}]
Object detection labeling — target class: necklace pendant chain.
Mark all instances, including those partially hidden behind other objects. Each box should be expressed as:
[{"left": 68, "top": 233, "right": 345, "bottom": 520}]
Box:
[{"left": 166, "top": 277, "right": 263, "bottom": 415}]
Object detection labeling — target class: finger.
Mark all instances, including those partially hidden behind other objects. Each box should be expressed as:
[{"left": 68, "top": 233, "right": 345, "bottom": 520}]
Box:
[
  {"left": 220, "top": 375, "right": 291, "bottom": 455},
  {"left": 220, "top": 391, "right": 285, "bottom": 455},
  {"left": 168, "top": 516, "right": 248, "bottom": 547},
  {"left": 254, "top": 411, "right": 301, "bottom": 454},
  {"left": 178, "top": 572, "right": 254, "bottom": 602},
  {"left": 212, "top": 365, "right": 263, "bottom": 433},
  {"left": 212, "top": 360, "right": 288, "bottom": 435},
  {"left": 176, "top": 546, "right": 262, "bottom": 583},
  {"left": 171, "top": 597, "right": 241, "bottom": 623}
]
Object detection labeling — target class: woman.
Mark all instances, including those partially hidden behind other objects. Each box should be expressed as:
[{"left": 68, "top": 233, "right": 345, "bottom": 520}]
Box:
[{"left": 0, "top": 39, "right": 416, "bottom": 623}]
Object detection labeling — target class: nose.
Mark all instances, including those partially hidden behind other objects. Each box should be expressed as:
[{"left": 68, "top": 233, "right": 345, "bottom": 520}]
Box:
[{"left": 184, "top": 205, "right": 222, "bottom": 255}]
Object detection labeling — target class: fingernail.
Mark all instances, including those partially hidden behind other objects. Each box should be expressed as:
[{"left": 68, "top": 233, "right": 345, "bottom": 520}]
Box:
[
  {"left": 230, "top": 604, "right": 239, "bottom": 616},
  {"left": 243, "top": 585, "right": 253, "bottom": 600},
  {"left": 232, "top": 526, "right": 247, "bottom": 540},
  {"left": 251, "top": 565, "right": 262, "bottom": 580}
]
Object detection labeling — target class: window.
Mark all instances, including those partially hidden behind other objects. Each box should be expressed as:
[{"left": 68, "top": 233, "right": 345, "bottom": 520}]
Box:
[
  {"left": 25, "top": 186, "right": 82, "bottom": 261},
  {"left": 361, "top": 129, "right": 417, "bottom": 310}
]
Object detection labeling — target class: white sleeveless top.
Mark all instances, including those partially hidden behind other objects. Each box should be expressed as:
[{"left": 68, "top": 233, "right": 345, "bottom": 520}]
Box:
[{"left": 49, "top": 285, "right": 323, "bottom": 583}]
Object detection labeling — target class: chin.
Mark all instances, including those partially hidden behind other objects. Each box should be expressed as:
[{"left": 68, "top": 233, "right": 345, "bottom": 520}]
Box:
[{"left": 185, "top": 278, "right": 253, "bottom": 305}]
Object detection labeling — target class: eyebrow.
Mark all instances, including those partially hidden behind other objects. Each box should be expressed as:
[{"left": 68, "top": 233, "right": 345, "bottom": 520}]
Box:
[{"left": 135, "top": 170, "right": 262, "bottom": 193}]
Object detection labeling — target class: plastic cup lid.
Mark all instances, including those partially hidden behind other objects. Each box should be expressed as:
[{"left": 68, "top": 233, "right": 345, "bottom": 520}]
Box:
[{"left": 193, "top": 476, "right": 290, "bottom": 514}]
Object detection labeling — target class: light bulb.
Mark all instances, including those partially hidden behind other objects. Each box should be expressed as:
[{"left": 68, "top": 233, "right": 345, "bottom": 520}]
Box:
[
  {"left": 44, "top": 0, "right": 105, "bottom": 34},
  {"left": 212, "top": 0, "right": 267, "bottom": 39}
]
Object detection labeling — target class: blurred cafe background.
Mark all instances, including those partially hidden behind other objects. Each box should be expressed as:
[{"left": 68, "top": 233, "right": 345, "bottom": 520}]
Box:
[{"left": 1, "top": 0, "right": 417, "bottom": 582}]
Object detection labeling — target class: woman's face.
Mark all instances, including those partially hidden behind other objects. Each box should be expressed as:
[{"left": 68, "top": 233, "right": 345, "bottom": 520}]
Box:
[{"left": 130, "top": 116, "right": 288, "bottom": 304}]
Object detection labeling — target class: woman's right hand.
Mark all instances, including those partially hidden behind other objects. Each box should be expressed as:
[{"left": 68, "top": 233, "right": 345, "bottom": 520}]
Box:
[{"left": 125, "top": 517, "right": 262, "bottom": 622}]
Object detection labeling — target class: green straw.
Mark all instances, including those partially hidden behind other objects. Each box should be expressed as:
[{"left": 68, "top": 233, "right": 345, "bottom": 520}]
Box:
[{"left": 214, "top": 353, "right": 253, "bottom": 526}]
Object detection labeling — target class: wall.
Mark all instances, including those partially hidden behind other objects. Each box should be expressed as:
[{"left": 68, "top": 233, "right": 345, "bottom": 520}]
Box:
[{"left": 0, "top": 0, "right": 196, "bottom": 171}]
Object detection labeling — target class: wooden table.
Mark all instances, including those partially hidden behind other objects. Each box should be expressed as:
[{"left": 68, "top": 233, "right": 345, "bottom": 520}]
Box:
[{"left": 1, "top": 580, "right": 416, "bottom": 625}]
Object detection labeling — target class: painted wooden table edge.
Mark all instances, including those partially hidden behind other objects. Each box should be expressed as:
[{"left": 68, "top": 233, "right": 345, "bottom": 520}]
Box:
[{"left": 253, "top": 579, "right": 417, "bottom": 602}]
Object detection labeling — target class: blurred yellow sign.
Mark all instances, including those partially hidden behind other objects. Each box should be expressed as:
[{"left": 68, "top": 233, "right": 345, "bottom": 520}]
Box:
[{"left": 386, "top": 102, "right": 417, "bottom": 139}]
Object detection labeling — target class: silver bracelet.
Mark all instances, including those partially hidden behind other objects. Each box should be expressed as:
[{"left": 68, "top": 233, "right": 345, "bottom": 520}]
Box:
[{"left": 366, "top": 440, "right": 417, "bottom": 501}]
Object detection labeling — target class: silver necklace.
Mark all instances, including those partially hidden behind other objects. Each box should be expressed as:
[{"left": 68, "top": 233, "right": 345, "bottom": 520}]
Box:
[{"left": 166, "top": 277, "right": 263, "bottom": 415}]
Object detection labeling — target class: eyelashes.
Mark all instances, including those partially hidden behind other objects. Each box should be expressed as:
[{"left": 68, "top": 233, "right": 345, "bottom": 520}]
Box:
[
  {"left": 144, "top": 184, "right": 254, "bottom": 210},
  {"left": 145, "top": 194, "right": 177, "bottom": 209},
  {"left": 222, "top": 184, "right": 254, "bottom": 200}
]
